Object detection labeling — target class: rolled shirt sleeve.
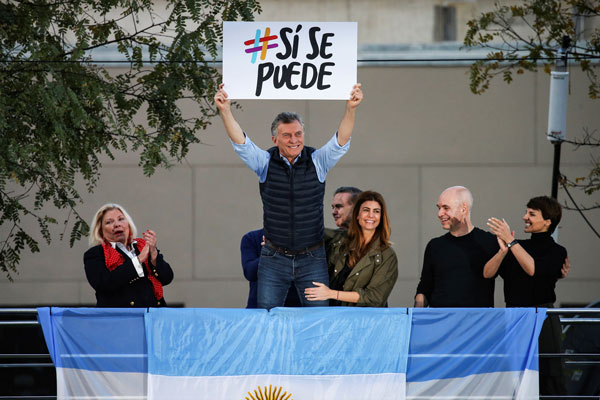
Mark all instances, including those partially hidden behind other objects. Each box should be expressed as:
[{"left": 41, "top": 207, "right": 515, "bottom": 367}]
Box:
[
  {"left": 231, "top": 134, "right": 270, "bottom": 182},
  {"left": 232, "top": 132, "right": 350, "bottom": 183},
  {"left": 311, "top": 132, "right": 351, "bottom": 182}
]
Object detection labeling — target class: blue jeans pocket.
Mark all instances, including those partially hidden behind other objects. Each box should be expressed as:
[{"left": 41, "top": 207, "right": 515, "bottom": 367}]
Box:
[
  {"left": 261, "top": 245, "right": 276, "bottom": 258},
  {"left": 307, "top": 246, "right": 326, "bottom": 260}
]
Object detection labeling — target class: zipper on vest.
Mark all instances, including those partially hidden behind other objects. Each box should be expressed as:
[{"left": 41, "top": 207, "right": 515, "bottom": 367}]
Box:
[{"left": 290, "top": 164, "right": 295, "bottom": 249}]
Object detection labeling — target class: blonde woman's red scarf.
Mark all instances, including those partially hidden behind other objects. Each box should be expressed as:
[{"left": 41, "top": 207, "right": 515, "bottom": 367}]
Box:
[{"left": 102, "top": 238, "right": 163, "bottom": 300}]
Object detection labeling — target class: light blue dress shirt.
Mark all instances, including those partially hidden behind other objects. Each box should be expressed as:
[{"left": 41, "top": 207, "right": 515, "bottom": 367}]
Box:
[{"left": 232, "top": 133, "right": 351, "bottom": 183}]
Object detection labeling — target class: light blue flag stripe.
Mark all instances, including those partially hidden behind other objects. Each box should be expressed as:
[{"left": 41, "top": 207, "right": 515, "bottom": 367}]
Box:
[
  {"left": 37, "top": 307, "right": 147, "bottom": 373},
  {"left": 407, "top": 308, "right": 545, "bottom": 382},
  {"left": 146, "top": 307, "right": 412, "bottom": 377}
]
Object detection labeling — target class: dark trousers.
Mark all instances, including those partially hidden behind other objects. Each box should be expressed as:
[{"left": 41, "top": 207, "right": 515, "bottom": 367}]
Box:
[{"left": 540, "top": 307, "right": 567, "bottom": 395}]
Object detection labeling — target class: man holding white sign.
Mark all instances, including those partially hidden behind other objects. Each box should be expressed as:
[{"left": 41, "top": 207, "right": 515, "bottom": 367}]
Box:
[{"left": 214, "top": 83, "right": 363, "bottom": 309}]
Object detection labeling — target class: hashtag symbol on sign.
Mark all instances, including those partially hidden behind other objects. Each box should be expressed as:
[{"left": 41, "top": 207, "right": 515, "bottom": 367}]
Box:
[{"left": 244, "top": 28, "right": 279, "bottom": 64}]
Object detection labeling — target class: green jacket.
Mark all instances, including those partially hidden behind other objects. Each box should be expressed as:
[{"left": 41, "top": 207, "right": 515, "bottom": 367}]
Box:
[{"left": 325, "top": 229, "right": 398, "bottom": 307}]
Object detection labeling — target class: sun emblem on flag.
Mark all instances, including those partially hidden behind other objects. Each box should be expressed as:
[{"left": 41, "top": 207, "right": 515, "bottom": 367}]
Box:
[{"left": 245, "top": 385, "right": 293, "bottom": 400}]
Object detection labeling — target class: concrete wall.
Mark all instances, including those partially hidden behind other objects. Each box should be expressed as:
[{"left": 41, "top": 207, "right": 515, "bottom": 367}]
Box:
[
  {"left": 1, "top": 65, "right": 598, "bottom": 308},
  {"left": 255, "top": 0, "right": 503, "bottom": 44},
  {"left": 94, "top": 0, "right": 517, "bottom": 46}
]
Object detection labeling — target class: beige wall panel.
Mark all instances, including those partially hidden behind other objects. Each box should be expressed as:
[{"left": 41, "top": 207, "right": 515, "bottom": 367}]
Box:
[
  {"left": 324, "top": 67, "right": 537, "bottom": 165},
  {"left": 13, "top": 239, "right": 89, "bottom": 284},
  {"left": 0, "top": 282, "right": 81, "bottom": 305},
  {"left": 455, "top": 3, "right": 478, "bottom": 42},
  {"left": 553, "top": 165, "right": 600, "bottom": 281},
  {"left": 388, "top": 279, "right": 420, "bottom": 308},
  {"left": 494, "top": 279, "right": 505, "bottom": 308},
  {"left": 257, "top": 0, "right": 433, "bottom": 44},
  {"left": 348, "top": 0, "right": 434, "bottom": 44},
  {"left": 240, "top": 0, "right": 539, "bottom": 47},
  {"left": 166, "top": 280, "right": 250, "bottom": 308},
  {"left": 555, "top": 280, "right": 600, "bottom": 306},
  {"left": 78, "top": 282, "right": 97, "bottom": 305},
  {"left": 194, "top": 166, "right": 263, "bottom": 280}
]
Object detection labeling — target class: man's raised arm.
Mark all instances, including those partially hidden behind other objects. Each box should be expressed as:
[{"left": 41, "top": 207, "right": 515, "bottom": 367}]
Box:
[
  {"left": 214, "top": 83, "right": 245, "bottom": 144},
  {"left": 336, "top": 83, "right": 363, "bottom": 146}
]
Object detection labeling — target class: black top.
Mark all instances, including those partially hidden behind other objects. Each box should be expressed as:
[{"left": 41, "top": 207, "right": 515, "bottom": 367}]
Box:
[
  {"left": 416, "top": 227, "right": 498, "bottom": 307},
  {"left": 84, "top": 244, "right": 174, "bottom": 308},
  {"left": 329, "top": 264, "right": 351, "bottom": 306},
  {"left": 499, "top": 232, "right": 566, "bottom": 307}
]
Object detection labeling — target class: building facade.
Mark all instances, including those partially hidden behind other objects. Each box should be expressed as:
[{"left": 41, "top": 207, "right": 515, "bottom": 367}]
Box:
[{"left": 1, "top": 0, "right": 598, "bottom": 308}]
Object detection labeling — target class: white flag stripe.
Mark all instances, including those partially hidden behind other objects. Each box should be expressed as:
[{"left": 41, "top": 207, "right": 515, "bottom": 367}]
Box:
[
  {"left": 149, "top": 373, "right": 406, "bottom": 400},
  {"left": 407, "top": 370, "right": 538, "bottom": 400},
  {"left": 56, "top": 367, "right": 146, "bottom": 399}
]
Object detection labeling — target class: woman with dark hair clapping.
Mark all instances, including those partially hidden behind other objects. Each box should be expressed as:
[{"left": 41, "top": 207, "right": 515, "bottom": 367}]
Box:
[
  {"left": 305, "top": 191, "right": 398, "bottom": 307},
  {"left": 484, "top": 195, "right": 568, "bottom": 396}
]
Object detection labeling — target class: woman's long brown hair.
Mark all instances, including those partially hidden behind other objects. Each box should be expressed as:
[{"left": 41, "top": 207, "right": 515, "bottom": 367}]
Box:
[{"left": 346, "top": 191, "right": 391, "bottom": 268}]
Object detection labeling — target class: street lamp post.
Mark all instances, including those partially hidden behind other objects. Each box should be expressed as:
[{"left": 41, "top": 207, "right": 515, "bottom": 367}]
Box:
[{"left": 547, "top": 36, "right": 571, "bottom": 199}]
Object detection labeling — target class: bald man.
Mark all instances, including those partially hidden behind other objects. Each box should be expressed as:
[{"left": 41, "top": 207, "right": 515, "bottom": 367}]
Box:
[{"left": 415, "top": 186, "right": 498, "bottom": 307}]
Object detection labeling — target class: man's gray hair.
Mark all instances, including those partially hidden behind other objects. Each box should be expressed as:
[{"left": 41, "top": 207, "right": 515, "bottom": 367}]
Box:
[
  {"left": 270, "top": 112, "right": 304, "bottom": 137},
  {"left": 334, "top": 186, "right": 362, "bottom": 205}
]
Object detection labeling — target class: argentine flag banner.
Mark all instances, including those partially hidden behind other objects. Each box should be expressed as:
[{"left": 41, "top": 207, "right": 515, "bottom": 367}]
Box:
[
  {"left": 408, "top": 308, "right": 546, "bottom": 400},
  {"left": 37, "top": 307, "right": 545, "bottom": 400},
  {"left": 146, "top": 307, "right": 411, "bottom": 399}
]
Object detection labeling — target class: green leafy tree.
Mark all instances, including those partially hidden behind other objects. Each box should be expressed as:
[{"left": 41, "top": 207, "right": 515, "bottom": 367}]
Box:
[
  {"left": 0, "top": 0, "right": 261, "bottom": 279},
  {"left": 464, "top": 0, "right": 600, "bottom": 208}
]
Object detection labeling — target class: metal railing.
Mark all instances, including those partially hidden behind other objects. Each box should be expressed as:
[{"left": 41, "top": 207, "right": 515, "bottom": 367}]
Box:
[{"left": 2, "top": 307, "right": 599, "bottom": 399}]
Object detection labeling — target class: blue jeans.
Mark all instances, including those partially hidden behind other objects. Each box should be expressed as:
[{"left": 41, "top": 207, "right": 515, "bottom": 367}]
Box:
[{"left": 257, "top": 244, "right": 329, "bottom": 309}]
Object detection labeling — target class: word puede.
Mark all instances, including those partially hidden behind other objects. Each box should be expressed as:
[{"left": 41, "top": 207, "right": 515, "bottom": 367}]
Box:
[{"left": 255, "top": 25, "right": 335, "bottom": 96}]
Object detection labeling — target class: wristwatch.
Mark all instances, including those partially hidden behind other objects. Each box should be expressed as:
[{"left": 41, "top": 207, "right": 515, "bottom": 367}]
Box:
[{"left": 507, "top": 239, "right": 519, "bottom": 248}]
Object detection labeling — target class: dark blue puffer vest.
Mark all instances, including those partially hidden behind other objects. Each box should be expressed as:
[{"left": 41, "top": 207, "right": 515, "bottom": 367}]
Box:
[{"left": 260, "top": 146, "right": 325, "bottom": 250}]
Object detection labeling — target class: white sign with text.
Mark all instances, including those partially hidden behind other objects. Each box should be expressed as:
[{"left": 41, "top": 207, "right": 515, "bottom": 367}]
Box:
[{"left": 223, "top": 21, "right": 357, "bottom": 99}]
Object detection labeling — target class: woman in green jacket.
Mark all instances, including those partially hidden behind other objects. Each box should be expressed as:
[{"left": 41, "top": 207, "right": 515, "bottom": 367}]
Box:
[{"left": 305, "top": 191, "right": 398, "bottom": 307}]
